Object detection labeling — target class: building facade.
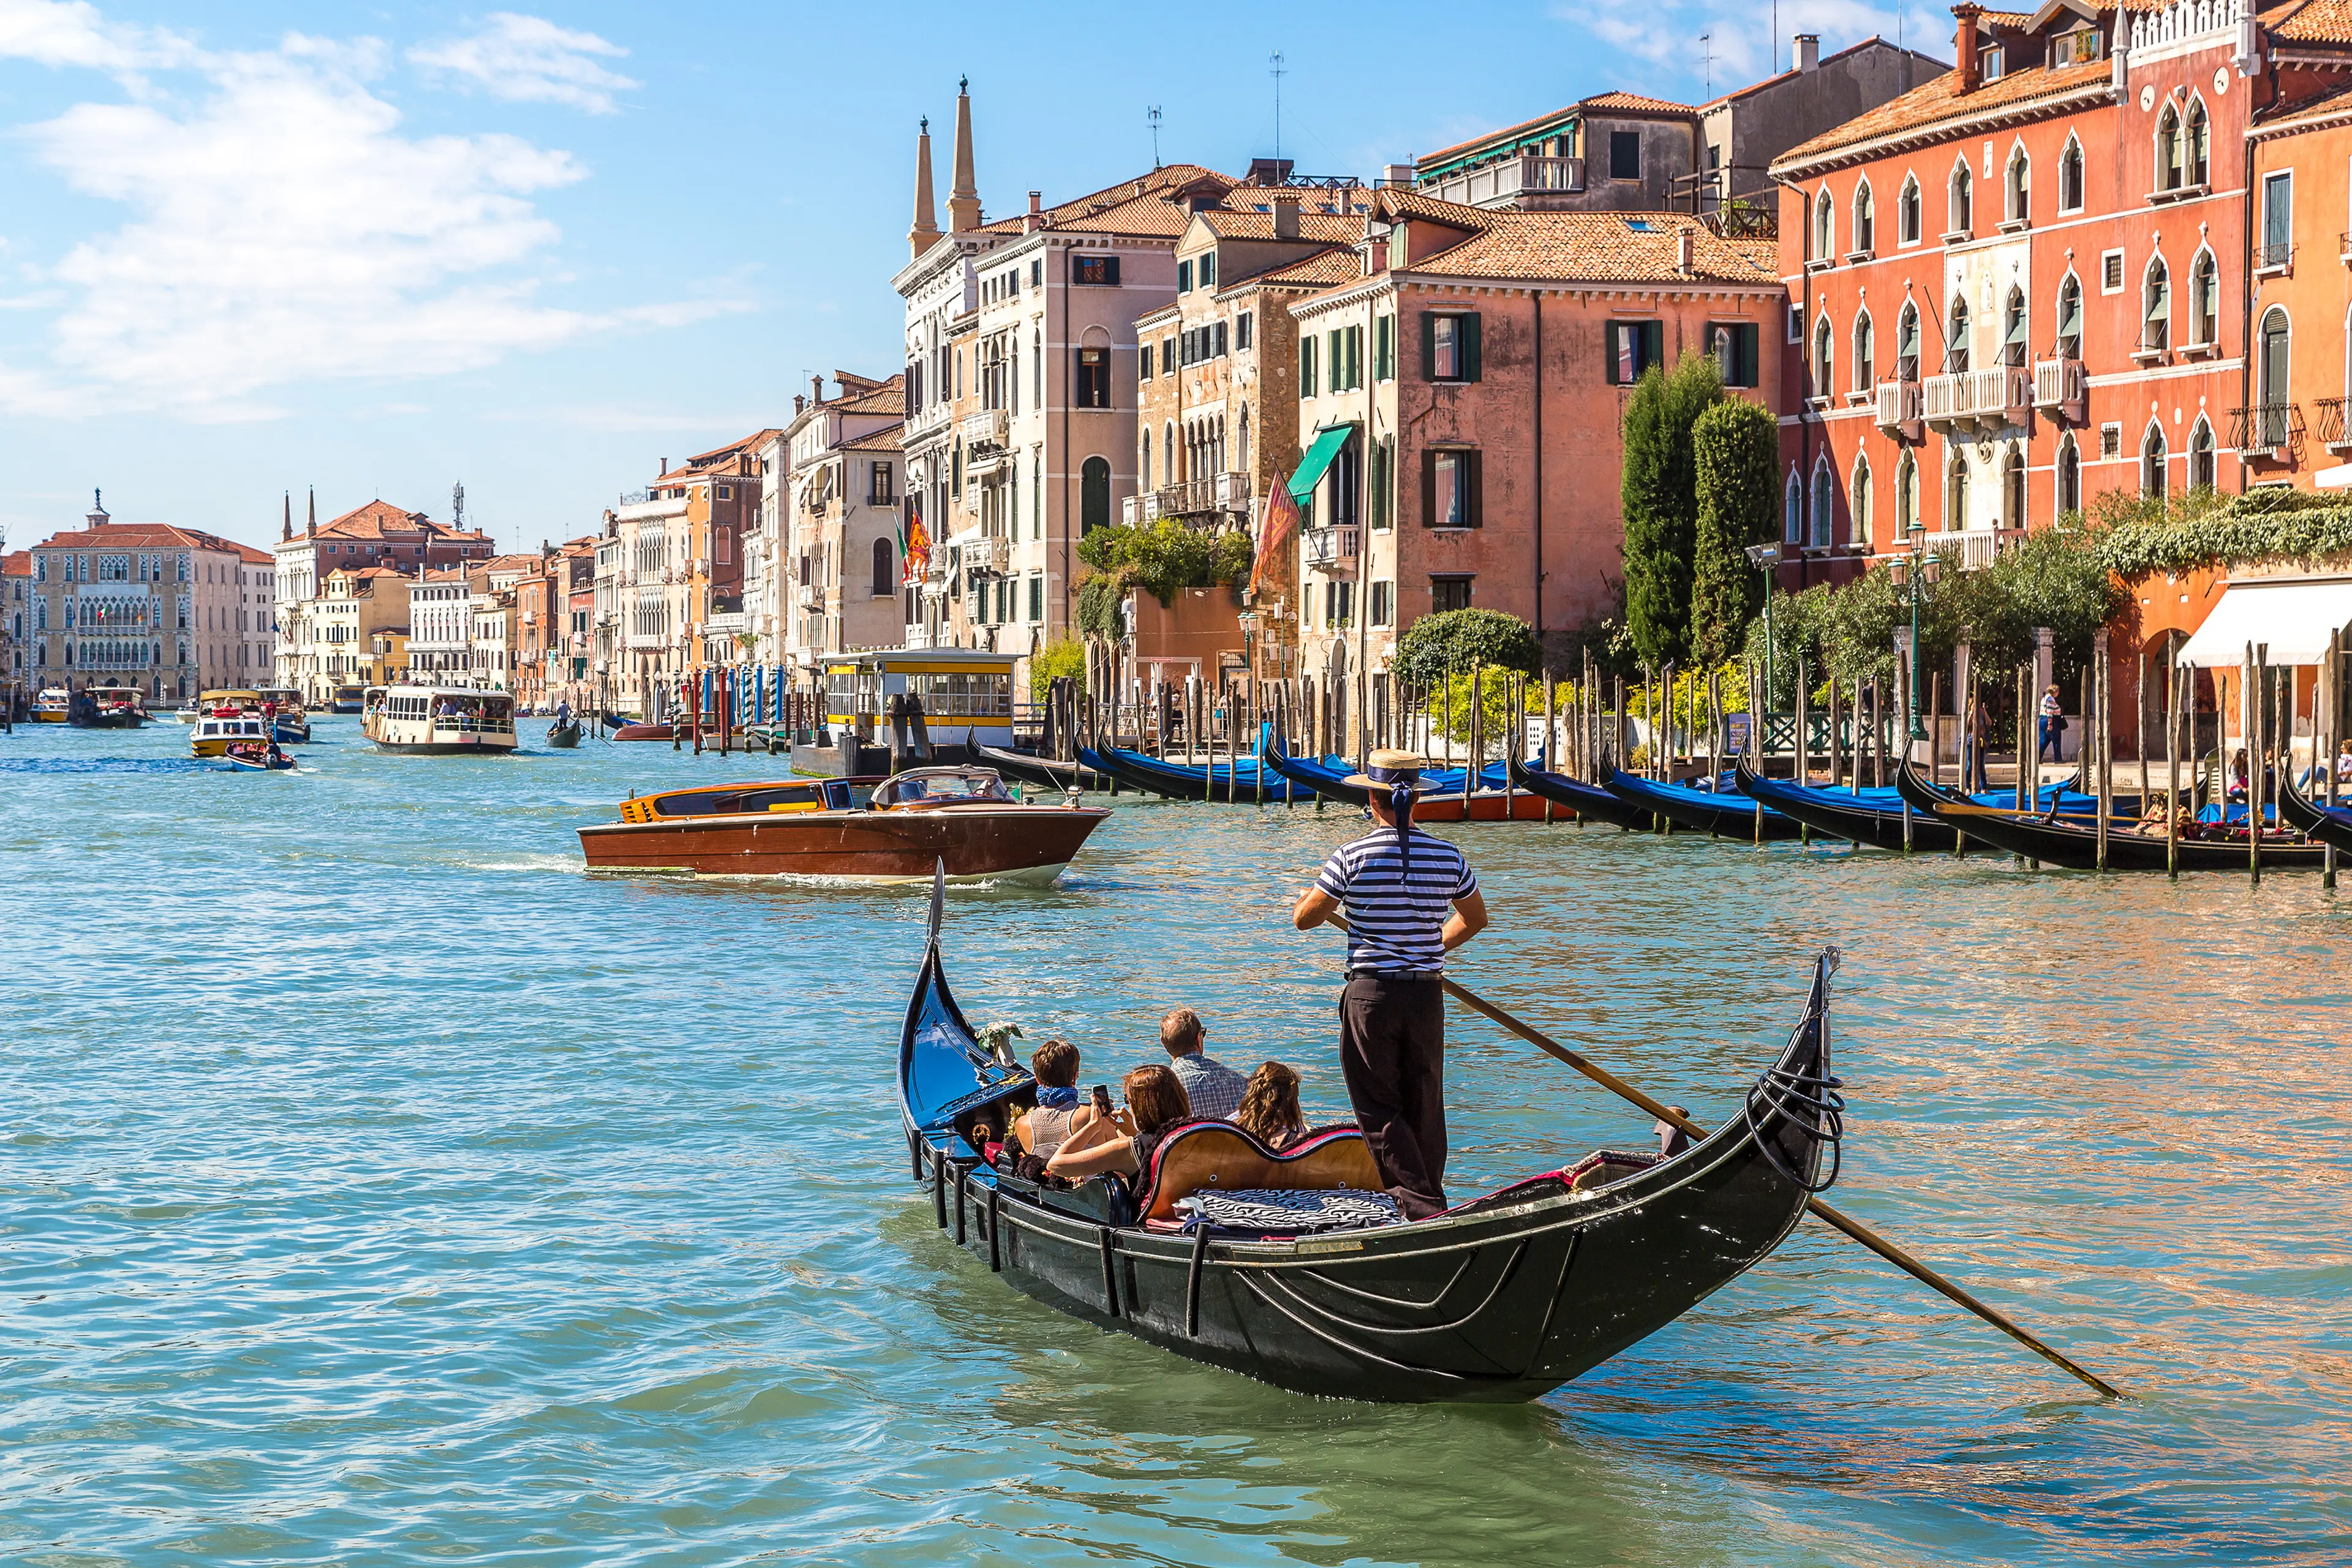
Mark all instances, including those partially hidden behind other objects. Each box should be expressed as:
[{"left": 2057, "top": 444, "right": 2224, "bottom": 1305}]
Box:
[
  {"left": 780, "top": 374, "right": 905, "bottom": 665},
  {"left": 28, "top": 497, "right": 274, "bottom": 699},
  {"left": 272, "top": 496, "right": 490, "bottom": 698}
]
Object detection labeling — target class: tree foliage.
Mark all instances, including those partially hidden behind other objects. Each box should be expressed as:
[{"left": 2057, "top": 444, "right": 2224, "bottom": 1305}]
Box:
[
  {"left": 1618, "top": 351, "right": 1724, "bottom": 667},
  {"left": 1687, "top": 398, "right": 1779, "bottom": 666},
  {"left": 1076, "top": 574, "right": 1126, "bottom": 641},
  {"left": 2089, "top": 484, "right": 2352, "bottom": 578},
  {"left": 1027, "top": 635, "right": 1087, "bottom": 701},
  {"left": 1391, "top": 608, "right": 1540, "bottom": 685},
  {"left": 1074, "top": 521, "right": 1253, "bottom": 608}
]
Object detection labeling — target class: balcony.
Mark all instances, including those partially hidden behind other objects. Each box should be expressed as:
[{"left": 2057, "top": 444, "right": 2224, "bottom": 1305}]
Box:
[
  {"left": 2315, "top": 396, "right": 2351, "bottom": 453},
  {"left": 2228, "top": 402, "right": 2302, "bottom": 461},
  {"left": 963, "top": 536, "right": 1010, "bottom": 575},
  {"left": 1419, "top": 154, "right": 1585, "bottom": 211},
  {"left": 1921, "top": 366, "right": 2029, "bottom": 429},
  {"left": 1300, "top": 526, "right": 1360, "bottom": 573},
  {"left": 1874, "top": 378, "right": 1922, "bottom": 434},
  {"left": 961, "top": 408, "right": 1009, "bottom": 452},
  {"left": 1943, "top": 527, "right": 2024, "bottom": 571},
  {"left": 1213, "top": 471, "right": 1251, "bottom": 510},
  {"left": 1148, "top": 474, "right": 1250, "bottom": 521},
  {"left": 2032, "top": 356, "right": 2086, "bottom": 418}
]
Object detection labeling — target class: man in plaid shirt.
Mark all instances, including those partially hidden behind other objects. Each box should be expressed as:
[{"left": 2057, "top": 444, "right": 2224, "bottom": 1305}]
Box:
[{"left": 1158, "top": 1007, "right": 1247, "bottom": 1120}]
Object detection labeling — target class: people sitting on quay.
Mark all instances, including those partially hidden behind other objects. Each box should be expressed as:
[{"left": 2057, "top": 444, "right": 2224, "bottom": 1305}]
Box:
[
  {"left": 1044, "top": 1065, "right": 1192, "bottom": 1197},
  {"left": 1233, "top": 1061, "right": 1307, "bottom": 1152},
  {"left": 1005, "top": 1038, "right": 1098, "bottom": 1165},
  {"left": 1158, "top": 1007, "right": 1246, "bottom": 1120}
]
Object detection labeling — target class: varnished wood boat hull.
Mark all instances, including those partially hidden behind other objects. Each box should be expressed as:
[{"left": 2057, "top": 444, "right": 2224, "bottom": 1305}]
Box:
[{"left": 578, "top": 804, "right": 1109, "bottom": 883}]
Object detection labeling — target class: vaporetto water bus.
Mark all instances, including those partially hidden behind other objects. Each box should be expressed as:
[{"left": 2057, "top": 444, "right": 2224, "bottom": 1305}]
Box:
[{"left": 362, "top": 685, "right": 518, "bottom": 755}]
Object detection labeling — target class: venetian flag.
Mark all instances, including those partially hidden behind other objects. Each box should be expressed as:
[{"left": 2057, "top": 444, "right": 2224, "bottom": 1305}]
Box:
[
  {"left": 1251, "top": 469, "right": 1301, "bottom": 597},
  {"left": 903, "top": 516, "right": 932, "bottom": 585}
]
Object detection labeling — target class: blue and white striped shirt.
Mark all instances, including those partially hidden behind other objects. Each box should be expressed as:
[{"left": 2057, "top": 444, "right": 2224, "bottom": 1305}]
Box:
[{"left": 1314, "top": 827, "right": 1477, "bottom": 974}]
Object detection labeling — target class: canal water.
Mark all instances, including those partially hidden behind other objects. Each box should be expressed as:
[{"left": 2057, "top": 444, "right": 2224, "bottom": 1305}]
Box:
[{"left": 3, "top": 718, "right": 2346, "bottom": 1567}]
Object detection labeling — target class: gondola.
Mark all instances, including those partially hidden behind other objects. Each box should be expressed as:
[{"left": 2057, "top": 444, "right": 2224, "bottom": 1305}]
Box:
[
  {"left": 897, "top": 870, "right": 1845, "bottom": 1403},
  {"left": 1743, "top": 761, "right": 2116, "bottom": 852},
  {"left": 974, "top": 742, "right": 1112, "bottom": 793},
  {"left": 1085, "top": 741, "right": 1278, "bottom": 802},
  {"left": 1605, "top": 767, "right": 1804, "bottom": 840},
  {"left": 546, "top": 718, "right": 583, "bottom": 748},
  {"left": 1504, "top": 756, "right": 1656, "bottom": 831},
  {"left": 1259, "top": 729, "right": 1503, "bottom": 806},
  {"left": 2277, "top": 766, "right": 2352, "bottom": 853},
  {"left": 1894, "top": 757, "right": 2326, "bottom": 871}
]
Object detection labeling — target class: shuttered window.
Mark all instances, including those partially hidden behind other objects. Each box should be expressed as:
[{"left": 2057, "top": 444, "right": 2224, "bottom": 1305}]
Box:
[
  {"left": 1423, "top": 312, "right": 1481, "bottom": 382},
  {"left": 1605, "top": 319, "right": 1665, "bottom": 384}
]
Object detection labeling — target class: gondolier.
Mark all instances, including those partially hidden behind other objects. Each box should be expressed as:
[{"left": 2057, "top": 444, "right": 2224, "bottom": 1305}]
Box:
[{"left": 1292, "top": 750, "right": 1488, "bottom": 1219}]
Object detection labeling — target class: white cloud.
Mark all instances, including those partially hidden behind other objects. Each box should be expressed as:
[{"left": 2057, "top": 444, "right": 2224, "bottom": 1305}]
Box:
[
  {"left": 409, "top": 13, "right": 636, "bottom": 115},
  {"left": 0, "top": 0, "right": 190, "bottom": 75},
  {"left": 0, "top": 7, "right": 714, "bottom": 421},
  {"left": 1562, "top": 0, "right": 1949, "bottom": 91}
]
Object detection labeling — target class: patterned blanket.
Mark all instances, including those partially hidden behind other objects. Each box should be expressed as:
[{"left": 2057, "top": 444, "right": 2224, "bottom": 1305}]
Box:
[{"left": 1175, "top": 1188, "right": 1401, "bottom": 1233}]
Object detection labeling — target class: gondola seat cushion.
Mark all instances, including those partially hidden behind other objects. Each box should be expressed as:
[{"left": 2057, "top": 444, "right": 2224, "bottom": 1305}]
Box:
[
  {"left": 1174, "top": 1188, "right": 1400, "bottom": 1233},
  {"left": 1131, "top": 1121, "right": 1383, "bottom": 1225}
]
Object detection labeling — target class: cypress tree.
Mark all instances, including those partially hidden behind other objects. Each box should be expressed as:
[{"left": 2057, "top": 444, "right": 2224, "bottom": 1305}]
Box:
[
  {"left": 1619, "top": 351, "right": 1722, "bottom": 667},
  {"left": 1688, "top": 398, "right": 1780, "bottom": 666}
]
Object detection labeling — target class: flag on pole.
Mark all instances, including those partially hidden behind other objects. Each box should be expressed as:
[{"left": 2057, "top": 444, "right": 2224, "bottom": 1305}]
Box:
[
  {"left": 1251, "top": 469, "right": 1301, "bottom": 598},
  {"left": 903, "top": 516, "right": 932, "bottom": 586}
]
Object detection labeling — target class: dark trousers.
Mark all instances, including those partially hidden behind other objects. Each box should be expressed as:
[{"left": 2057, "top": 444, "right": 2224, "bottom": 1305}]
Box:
[
  {"left": 1338, "top": 974, "right": 1447, "bottom": 1219},
  {"left": 2037, "top": 717, "right": 2064, "bottom": 763}
]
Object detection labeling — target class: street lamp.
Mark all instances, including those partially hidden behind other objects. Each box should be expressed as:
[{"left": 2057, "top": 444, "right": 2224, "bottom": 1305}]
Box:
[
  {"left": 1887, "top": 526, "right": 1942, "bottom": 744},
  {"left": 1744, "top": 543, "right": 1787, "bottom": 699}
]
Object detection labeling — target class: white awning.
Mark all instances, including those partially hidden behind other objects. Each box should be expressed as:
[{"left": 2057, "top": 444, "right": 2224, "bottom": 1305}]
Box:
[{"left": 2177, "top": 577, "right": 2352, "bottom": 667}]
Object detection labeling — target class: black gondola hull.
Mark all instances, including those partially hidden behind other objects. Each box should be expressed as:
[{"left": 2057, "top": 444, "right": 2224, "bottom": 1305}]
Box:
[
  {"left": 1736, "top": 761, "right": 1959, "bottom": 851},
  {"left": 1606, "top": 768, "right": 1803, "bottom": 840},
  {"left": 897, "top": 908, "right": 1838, "bottom": 1403},
  {"left": 1504, "top": 756, "right": 1654, "bottom": 829},
  {"left": 1894, "top": 759, "right": 2326, "bottom": 870},
  {"left": 2277, "top": 769, "right": 2352, "bottom": 853},
  {"left": 977, "top": 744, "right": 1112, "bottom": 793}
]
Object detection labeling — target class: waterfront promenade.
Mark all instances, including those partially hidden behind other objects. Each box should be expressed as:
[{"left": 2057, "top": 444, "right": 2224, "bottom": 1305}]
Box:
[{"left": 3, "top": 716, "right": 2347, "bottom": 1566}]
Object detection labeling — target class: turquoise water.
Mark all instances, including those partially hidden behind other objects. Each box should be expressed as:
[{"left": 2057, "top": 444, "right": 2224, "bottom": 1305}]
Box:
[{"left": 4, "top": 718, "right": 2348, "bottom": 1567}]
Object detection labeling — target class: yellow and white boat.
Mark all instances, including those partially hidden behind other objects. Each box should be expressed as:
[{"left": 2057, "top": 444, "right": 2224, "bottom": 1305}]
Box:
[
  {"left": 192, "top": 712, "right": 270, "bottom": 757},
  {"left": 32, "top": 687, "right": 70, "bottom": 723}
]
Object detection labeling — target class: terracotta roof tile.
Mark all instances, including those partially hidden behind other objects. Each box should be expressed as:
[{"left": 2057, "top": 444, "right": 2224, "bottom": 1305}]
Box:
[
  {"left": 1196, "top": 209, "right": 1369, "bottom": 243},
  {"left": 1774, "top": 56, "right": 2113, "bottom": 172},
  {"left": 3, "top": 550, "right": 31, "bottom": 575},
  {"left": 2271, "top": 0, "right": 2352, "bottom": 44},
  {"left": 2255, "top": 77, "right": 2352, "bottom": 132},
  {"left": 835, "top": 423, "right": 905, "bottom": 453},
  {"left": 974, "top": 164, "right": 1240, "bottom": 237},
  {"left": 313, "top": 499, "right": 488, "bottom": 544},
  {"left": 1370, "top": 186, "right": 1494, "bottom": 230},
  {"left": 832, "top": 377, "right": 905, "bottom": 416},
  {"left": 1246, "top": 249, "right": 1368, "bottom": 289},
  {"left": 1577, "top": 89, "right": 1697, "bottom": 115},
  {"left": 1406, "top": 211, "right": 1777, "bottom": 285},
  {"left": 32, "top": 522, "right": 271, "bottom": 557}
]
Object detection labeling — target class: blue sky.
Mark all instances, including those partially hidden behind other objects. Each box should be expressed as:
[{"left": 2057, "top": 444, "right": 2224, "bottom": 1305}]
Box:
[{"left": 0, "top": 0, "right": 1940, "bottom": 554}]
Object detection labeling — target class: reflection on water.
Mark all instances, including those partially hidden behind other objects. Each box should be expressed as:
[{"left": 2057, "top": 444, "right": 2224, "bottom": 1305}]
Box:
[{"left": 2, "top": 718, "right": 2347, "bottom": 1567}]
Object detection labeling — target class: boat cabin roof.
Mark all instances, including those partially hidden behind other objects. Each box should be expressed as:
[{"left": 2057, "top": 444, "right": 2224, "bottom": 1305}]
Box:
[
  {"left": 202, "top": 689, "right": 262, "bottom": 702},
  {"left": 620, "top": 775, "right": 886, "bottom": 822}
]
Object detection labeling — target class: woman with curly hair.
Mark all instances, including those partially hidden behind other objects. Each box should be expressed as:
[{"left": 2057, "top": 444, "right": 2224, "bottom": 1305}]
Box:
[{"left": 1233, "top": 1060, "right": 1306, "bottom": 1151}]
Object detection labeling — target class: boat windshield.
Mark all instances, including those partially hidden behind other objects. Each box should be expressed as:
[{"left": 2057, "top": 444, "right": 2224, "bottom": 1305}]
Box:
[{"left": 872, "top": 771, "right": 1012, "bottom": 809}]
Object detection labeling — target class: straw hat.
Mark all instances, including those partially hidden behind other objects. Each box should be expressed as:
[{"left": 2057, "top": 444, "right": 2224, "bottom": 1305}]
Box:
[{"left": 1342, "top": 748, "right": 1429, "bottom": 791}]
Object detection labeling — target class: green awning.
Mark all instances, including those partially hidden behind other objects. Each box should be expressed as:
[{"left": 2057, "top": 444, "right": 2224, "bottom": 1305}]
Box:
[{"left": 1287, "top": 423, "right": 1359, "bottom": 501}]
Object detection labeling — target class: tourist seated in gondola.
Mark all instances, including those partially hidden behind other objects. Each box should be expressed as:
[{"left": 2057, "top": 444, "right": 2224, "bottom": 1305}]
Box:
[
  {"left": 1159, "top": 1007, "right": 1246, "bottom": 1119},
  {"left": 2338, "top": 739, "right": 2352, "bottom": 783},
  {"left": 1005, "top": 1038, "right": 1100, "bottom": 1164},
  {"left": 2227, "top": 748, "right": 2251, "bottom": 799},
  {"left": 1232, "top": 1061, "right": 1308, "bottom": 1150},
  {"left": 1044, "top": 1064, "right": 1191, "bottom": 1196}
]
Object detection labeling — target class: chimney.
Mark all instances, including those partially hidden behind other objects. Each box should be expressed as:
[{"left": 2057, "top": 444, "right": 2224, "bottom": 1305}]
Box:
[
  {"left": 794, "top": 394, "right": 806, "bottom": 415},
  {"left": 1675, "top": 225, "right": 1695, "bottom": 274},
  {"left": 813, "top": 374, "right": 826, "bottom": 407},
  {"left": 1953, "top": 6, "right": 1982, "bottom": 92},
  {"left": 948, "top": 77, "right": 981, "bottom": 233},
  {"left": 1382, "top": 162, "right": 1415, "bottom": 190},
  {"left": 908, "top": 116, "right": 940, "bottom": 260},
  {"left": 1272, "top": 190, "right": 1301, "bottom": 239},
  {"left": 1794, "top": 32, "right": 1820, "bottom": 72},
  {"left": 1024, "top": 189, "right": 1043, "bottom": 234}
]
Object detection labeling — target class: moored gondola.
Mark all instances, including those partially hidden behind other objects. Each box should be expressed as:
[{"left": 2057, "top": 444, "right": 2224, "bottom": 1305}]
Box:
[
  {"left": 1087, "top": 741, "right": 1278, "bottom": 801},
  {"left": 1894, "top": 756, "right": 2326, "bottom": 870},
  {"left": 1504, "top": 755, "right": 1655, "bottom": 830},
  {"left": 976, "top": 742, "right": 1112, "bottom": 793},
  {"left": 1606, "top": 767, "right": 1803, "bottom": 840},
  {"left": 2277, "top": 766, "right": 2352, "bottom": 853},
  {"left": 1738, "top": 760, "right": 1961, "bottom": 851},
  {"left": 897, "top": 872, "right": 1845, "bottom": 1403},
  {"left": 1261, "top": 731, "right": 1532, "bottom": 818}
]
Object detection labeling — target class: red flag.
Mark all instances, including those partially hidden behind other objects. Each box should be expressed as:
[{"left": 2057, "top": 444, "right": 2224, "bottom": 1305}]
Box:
[
  {"left": 903, "top": 517, "right": 931, "bottom": 586},
  {"left": 1251, "top": 470, "right": 1301, "bottom": 597}
]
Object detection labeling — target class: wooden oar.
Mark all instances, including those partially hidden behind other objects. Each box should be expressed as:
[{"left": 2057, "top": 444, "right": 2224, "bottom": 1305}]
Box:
[{"left": 1321, "top": 916, "right": 2124, "bottom": 1399}]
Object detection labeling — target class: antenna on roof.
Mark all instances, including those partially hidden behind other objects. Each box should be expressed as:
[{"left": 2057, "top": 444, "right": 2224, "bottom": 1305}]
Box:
[
  {"left": 1700, "top": 31, "right": 1713, "bottom": 96},
  {"left": 451, "top": 480, "right": 465, "bottom": 530},
  {"left": 1269, "top": 52, "right": 1286, "bottom": 162},
  {"left": 1148, "top": 105, "right": 1163, "bottom": 170}
]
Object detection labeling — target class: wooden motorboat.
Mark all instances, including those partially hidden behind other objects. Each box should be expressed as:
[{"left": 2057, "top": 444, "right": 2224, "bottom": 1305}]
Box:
[
  {"left": 898, "top": 875, "right": 1844, "bottom": 1401},
  {"left": 1894, "top": 757, "right": 2326, "bottom": 870},
  {"left": 579, "top": 765, "right": 1110, "bottom": 884},
  {"left": 608, "top": 721, "right": 675, "bottom": 742},
  {"left": 1504, "top": 756, "right": 1656, "bottom": 830}
]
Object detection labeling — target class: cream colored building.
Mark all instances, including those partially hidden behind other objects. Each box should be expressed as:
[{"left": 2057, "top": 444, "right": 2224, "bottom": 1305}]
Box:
[
  {"left": 782, "top": 374, "right": 906, "bottom": 667},
  {"left": 28, "top": 495, "right": 274, "bottom": 700},
  {"left": 313, "top": 566, "right": 409, "bottom": 694}
]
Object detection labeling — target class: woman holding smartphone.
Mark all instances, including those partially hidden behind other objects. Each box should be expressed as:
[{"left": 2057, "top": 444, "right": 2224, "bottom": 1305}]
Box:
[{"left": 1044, "top": 1065, "right": 1193, "bottom": 1194}]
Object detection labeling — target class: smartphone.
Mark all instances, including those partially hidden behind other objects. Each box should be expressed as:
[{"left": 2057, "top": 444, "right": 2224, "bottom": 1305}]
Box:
[{"left": 1089, "top": 1082, "right": 1113, "bottom": 1113}]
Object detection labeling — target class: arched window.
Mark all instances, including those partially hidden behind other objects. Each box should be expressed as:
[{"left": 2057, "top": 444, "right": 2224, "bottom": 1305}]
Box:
[
  {"left": 1945, "top": 453, "right": 1970, "bottom": 530},
  {"left": 872, "top": 537, "right": 894, "bottom": 597},
  {"left": 1898, "top": 454, "right": 1920, "bottom": 533},
  {"left": 1898, "top": 303, "right": 1920, "bottom": 380},
  {"left": 2190, "top": 250, "right": 2218, "bottom": 348},
  {"left": 2189, "top": 417, "right": 2216, "bottom": 491},
  {"left": 2143, "top": 257, "right": 2170, "bottom": 352},
  {"left": 1784, "top": 469, "right": 1803, "bottom": 544},
  {"left": 2056, "top": 274, "right": 2082, "bottom": 360},
  {"left": 1948, "top": 159, "right": 1972, "bottom": 236},
  {"left": 2157, "top": 105, "right": 2183, "bottom": 191},
  {"left": 1813, "top": 316, "right": 1833, "bottom": 398},
  {"left": 1140, "top": 433, "right": 1152, "bottom": 489},
  {"left": 2001, "top": 444, "right": 2026, "bottom": 529},
  {"left": 1081, "top": 455, "right": 1110, "bottom": 534},
  {"left": 1163, "top": 422, "right": 1175, "bottom": 481},
  {"left": 1853, "top": 310, "right": 1874, "bottom": 390},
  {"left": 1945, "top": 296, "right": 1971, "bottom": 372},
  {"left": 1853, "top": 181, "right": 1874, "bottom": 254},
  {"left": 2187, "top": 99, "right": 2210, "bottom": 186},
  {"left": 1237, "top": 405, "right": 1251, "bottom": 472},
  {"left": 1899, "top": 175, "right": 1922, "bottom": 244},
  {"left": 2261, "top": 306, "right": 2291, "bottom": 447},
  {"left": 1811, "top": 459, "right": 1835, "bottom": 549},
  {"left": 2002, "top": 286, "right": 2027, "bottom": 368},
  {"left": 2005, "top": 145, "right": 2029, "bottom": 223},
  {"left": 1814, "top": 189, "right": 1833, "bottom": 261},
  {"left": 2059, "top": 136, "right": 2084, "bottom": 212},
  {"left": 1852, "top": 456, "right": 1873, "bottom": 546},
  {"left": 2141, "top": 423, "right": 2168, "bottom": 498},
  {"left": 2056, "top": 434, "right": 2081, "bottom": 514}
]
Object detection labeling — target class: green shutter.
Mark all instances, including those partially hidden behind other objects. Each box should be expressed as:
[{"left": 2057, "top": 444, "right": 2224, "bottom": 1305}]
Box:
[
  {"left": 1604, "top": 321, "right": 1620, "bottom": 385},
  {"left": 1421, "top": 312, "right": 1437, "bottom": 380},
  {"left": 1301, "top": 337, "right": 1316, "bottom": 396},
  {"left": 1463, "top": 314, "right": 1483, "bottom": 382},
  {"left": 1328, "top": 329, "right": 1341, "bottom": 390}
]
